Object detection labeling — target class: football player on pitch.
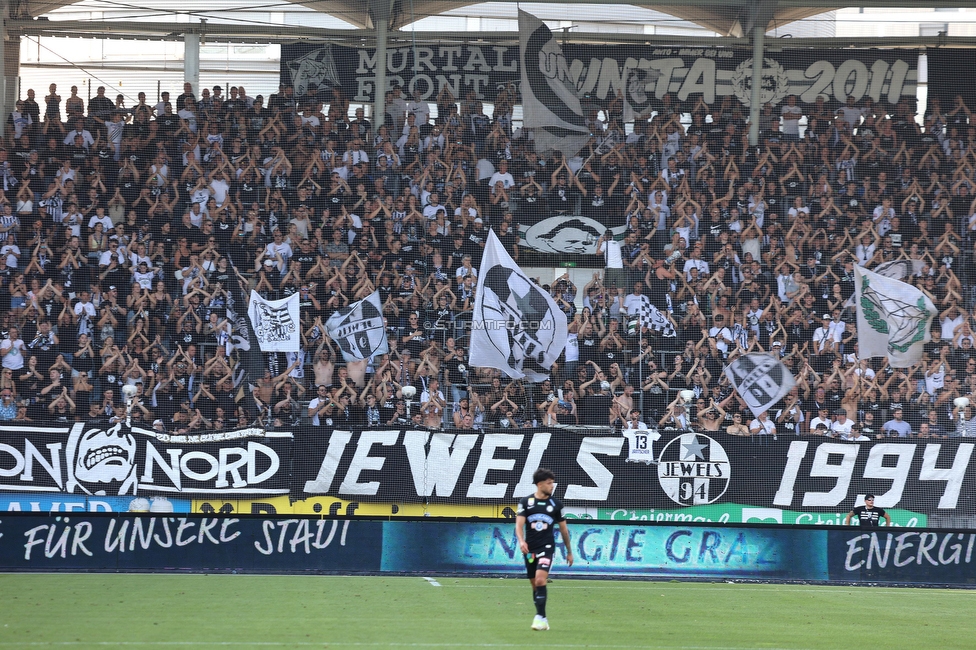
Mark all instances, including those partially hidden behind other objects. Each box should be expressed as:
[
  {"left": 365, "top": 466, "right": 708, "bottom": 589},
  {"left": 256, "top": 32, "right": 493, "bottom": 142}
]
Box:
[{"left": 515, "top": 468, "right": 574, "bottom": 631}]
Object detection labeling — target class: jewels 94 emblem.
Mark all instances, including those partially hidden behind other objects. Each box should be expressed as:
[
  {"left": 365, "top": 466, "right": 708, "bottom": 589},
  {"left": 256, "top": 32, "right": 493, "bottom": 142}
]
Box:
[{"left": 656, "top": 433, "right": 730, "bottom": 506}]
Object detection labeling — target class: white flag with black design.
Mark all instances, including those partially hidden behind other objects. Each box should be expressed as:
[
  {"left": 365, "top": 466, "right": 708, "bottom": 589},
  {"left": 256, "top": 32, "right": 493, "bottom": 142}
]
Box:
[
  {"left": 855, "top": 265, "right": 935, "bottom": 368},
  {"left": 247, "top": 290, "right": 300, "bottom": 352},
  {"left": 724, "top": 353, "right": 795, "bottom": 418},
  {"left": 470, "top": 230, "right": 568, "bottom": 381},
  {"left": 872, "top": 259, "right": 926, "bottom": 281},
  {"left": 325, "top": 291, "right": 389, "bottom": 362},
  {"left": 638, "top": 297, "right": 676, "bottom": 337},
  {"left": 518, "top": 10, "right": 590, "bottom": 158}
]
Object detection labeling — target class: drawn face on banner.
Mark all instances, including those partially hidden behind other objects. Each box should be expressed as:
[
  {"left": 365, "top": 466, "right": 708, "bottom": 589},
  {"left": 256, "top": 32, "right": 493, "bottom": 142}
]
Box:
[
  {"left": 481, "top": 266, "right": 558, "bottom": 379},
  {"left": 254, "top": 302, "right": 297, "bottom": 344},
  {"left": 286, "top": 46, "right": 340, "bottom": 97},
  {"left": 74, "top": 423, "right": 137, "bottom": 491},
  {"left": 522, "top": 217, "right": 606, "bottom": 254}
]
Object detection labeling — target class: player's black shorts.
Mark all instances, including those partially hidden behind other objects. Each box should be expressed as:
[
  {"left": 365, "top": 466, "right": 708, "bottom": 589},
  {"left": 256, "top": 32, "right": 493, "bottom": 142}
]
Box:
[{"left": 523, "top": 548, "right": 554, "bottom": 579}]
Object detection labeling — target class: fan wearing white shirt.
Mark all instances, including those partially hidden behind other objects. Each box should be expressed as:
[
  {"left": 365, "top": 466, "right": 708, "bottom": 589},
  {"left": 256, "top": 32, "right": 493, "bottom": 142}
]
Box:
[
  {"left": 847, "top": 424, "right": 870, "bottom": 442},
  {"left": 131, "top": 261, "right": 158, "bottom": 289},
  {"left": 488, "top": 160, "right": 516, "bottom": 192},
  {"left": 780, "top": 95, "right": 803, "bottom": 140},
  {"left": 707, "top": 313, "right": 734, "bottom": 356},
  {"left": 682, "top": 247, "right": 710, "bottom": 281},
  {"left": 830, "top": 409, "right": 854, "bottom": 438},
  {"left": 73, "top": 291, "right": 97, "bottom": 335},
  {"left": 264, "top": 229, "right": 293, "bottom": 272},
  {"left": 342, "top": 141, "right": 370, "bottom": 167},
  {"left": 788, "top": 196, "right": 810, "bottom": 221},
  {"left": 179, "top": 202, "right": 204, "bottom": 231},
  {"left": 827, "top": 311, "right": 846, "bottom": 340},
  {"left": 455, "top": 255, "right": 478, "bottom": 284},
  {"left": 405, "top": 89, "right": 430, "bottom": 122},
  {"left": 812, "top": 314, "right": 841, "bottom": 352},
  {"left": 88, "top": 209, "right": 113, "bottom": 233},
  {"left": 0, "top": 240, "right": 20, "bottom": 268},
  {"left": 423, "top": 194, "right": 445, "bottom": 220},
  {"left": 749, "top": 411, "right": 777, "bottom": 436},
  {"left": 209, "top": 171, "right": 231, "bottom": 207},
  {"left": 809, "top": 407, "right": 833, "bottom": 435}
]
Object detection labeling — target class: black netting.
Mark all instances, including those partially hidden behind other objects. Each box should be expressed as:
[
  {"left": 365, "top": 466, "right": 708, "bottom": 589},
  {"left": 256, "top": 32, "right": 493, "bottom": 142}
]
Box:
[{"left": 2, "top": 26, "right": 974, "bottom": 527}]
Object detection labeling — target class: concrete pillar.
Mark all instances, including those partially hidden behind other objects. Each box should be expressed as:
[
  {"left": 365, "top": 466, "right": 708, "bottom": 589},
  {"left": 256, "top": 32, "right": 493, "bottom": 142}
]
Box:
[
  {"left": 374, "top": 17, "right": 387, "bottom": 128},
  {"left": 5, "top": 34, "right": 19, "bottom": 109},
  {"left": 748, "top": 24, "right": 764, "bottom": 147},
  {"left": 0, "top": 12, "right": 17, "bottom": 139},
  {"left": 0, "top": 9, "right": 5, "bottom": 138},
  {"left": 369, "top": 0, "right": 394, "bottom": 129},
  {"left": 184, "top": 31, "right": 200, "bottom": 94}
]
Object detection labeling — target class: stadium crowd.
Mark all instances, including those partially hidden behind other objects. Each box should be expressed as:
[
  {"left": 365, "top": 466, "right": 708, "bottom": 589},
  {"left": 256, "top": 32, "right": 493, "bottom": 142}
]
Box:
[{"left": 0, "top": 76, "right": 975, "bottom": 440}]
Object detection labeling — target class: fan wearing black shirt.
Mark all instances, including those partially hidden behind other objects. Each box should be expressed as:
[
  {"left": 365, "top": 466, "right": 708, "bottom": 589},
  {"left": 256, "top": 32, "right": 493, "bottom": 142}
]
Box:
[
  {"left": 547, "top": 174, "right": 576, "bottom": 217},
  {"left": 497, "top": 220, "right": 520, "bottom": 261},
  {"left": 844, "top": 494, "right": 891, "bottom": 527},
  {"left": 515, "top": 468, "right": 574, "bottom": 632}
]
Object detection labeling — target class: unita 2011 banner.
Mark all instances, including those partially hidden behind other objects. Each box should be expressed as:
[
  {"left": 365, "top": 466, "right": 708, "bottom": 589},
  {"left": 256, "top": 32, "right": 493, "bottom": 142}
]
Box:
[{"left": 280, "top": 42, "right": 917, "bottom": 110}]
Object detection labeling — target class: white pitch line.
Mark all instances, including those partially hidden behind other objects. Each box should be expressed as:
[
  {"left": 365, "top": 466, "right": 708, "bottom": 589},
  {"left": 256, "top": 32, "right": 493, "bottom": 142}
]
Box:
[
  {"left": 439, "top": 583, "right": 976, "bottom": 594},
  {"left": 422, "top": 576, "right": 442, "bottom": 586},
  {"left": 0, "top": 641, "right": 821, "bottom": 650}
]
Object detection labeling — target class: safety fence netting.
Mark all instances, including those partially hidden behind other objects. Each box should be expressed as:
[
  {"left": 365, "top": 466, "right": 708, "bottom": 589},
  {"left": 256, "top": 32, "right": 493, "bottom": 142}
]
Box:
[{"left": 2, "top": 422, "right": 975, "bottom": 528}]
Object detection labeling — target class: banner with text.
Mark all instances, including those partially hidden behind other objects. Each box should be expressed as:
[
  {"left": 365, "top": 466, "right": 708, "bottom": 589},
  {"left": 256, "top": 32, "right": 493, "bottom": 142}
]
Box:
[
  {"left": 3, "top": 514, "right": 974, "bottom": 586},
  {"left": 281, "top": 42, "right": 917, "bottom": 110},
  {"left": 0, "top": 422, "right": 292, "bottom": 499},
  {"left": 292, "top": 430, "right": 972, "bottom": 523},
  {"left": 4, "top": 424, "right": 976, "bottom": 525}
]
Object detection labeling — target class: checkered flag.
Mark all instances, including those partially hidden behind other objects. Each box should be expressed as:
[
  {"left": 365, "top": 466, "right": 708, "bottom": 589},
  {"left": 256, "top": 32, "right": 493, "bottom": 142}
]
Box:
[{"left": 639, "top": 298, "right": 676, "bottom": 337}]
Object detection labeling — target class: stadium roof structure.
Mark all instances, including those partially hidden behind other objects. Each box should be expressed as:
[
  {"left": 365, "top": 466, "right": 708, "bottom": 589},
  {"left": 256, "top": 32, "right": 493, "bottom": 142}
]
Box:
[
  {"left": 4, "top": 0, "right": 975, "bottom": 143},
  {"left": 8, "top": 0, "right": 976, "bottom": 41}
]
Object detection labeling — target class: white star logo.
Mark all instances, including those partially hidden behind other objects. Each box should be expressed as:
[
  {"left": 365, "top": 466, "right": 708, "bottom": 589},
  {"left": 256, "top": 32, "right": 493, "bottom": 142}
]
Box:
[{"left": 682, "top": 436, "right": 707, "bottom": 461}]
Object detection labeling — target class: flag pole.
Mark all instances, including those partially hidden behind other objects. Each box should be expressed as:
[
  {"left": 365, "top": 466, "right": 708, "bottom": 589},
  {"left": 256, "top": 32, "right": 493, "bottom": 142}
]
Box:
[{"left": 638, "top": 310, "right": 644, "bottom": 421}]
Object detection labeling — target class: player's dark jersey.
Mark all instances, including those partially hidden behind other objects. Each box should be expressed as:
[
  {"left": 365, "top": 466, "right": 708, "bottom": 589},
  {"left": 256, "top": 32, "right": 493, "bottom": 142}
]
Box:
[
  {"left": 851, "top": 505, "right": 886, "bottom": 526},
  {"left": 517, "top": 494, "right": 565, "bottom": 551}
]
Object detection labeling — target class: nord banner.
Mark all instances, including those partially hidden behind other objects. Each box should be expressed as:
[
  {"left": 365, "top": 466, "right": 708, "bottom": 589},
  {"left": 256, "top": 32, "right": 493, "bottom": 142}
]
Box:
[
  {"left": 281, "top": 42, "right": 918, "bottom": 109},
  {"left": 0, "top": 422, "right": 292, "bottom": 498}
]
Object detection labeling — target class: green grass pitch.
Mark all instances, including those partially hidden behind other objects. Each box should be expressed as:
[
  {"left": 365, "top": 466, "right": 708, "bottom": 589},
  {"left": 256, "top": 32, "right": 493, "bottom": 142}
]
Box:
[{"left": 0, "top": 574, "right": 974, "bottom": 649}]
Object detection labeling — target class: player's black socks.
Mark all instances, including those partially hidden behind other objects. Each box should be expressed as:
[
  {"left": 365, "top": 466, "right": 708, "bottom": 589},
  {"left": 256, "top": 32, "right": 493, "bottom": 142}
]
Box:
[{"left": 534, "top": 585, "right": 547, "bottom": 617}]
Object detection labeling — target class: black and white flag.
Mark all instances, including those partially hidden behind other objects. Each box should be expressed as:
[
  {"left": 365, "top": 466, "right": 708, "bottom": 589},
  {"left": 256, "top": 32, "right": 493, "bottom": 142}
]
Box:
[
  {"left": 285, "top": 44, "right": 341, "bottom": 97},
  {"left": 872, "top": 259, "right": 926, "bottom": 281},
  {"left": 723, "top": 353, "right": 795, "bottom": 418},
  {"left": 638, "top": 298, "right": 677, "bottom": 337},
  {"left": 518, "top": 10, "right": 590, "bottom": 158},
  {"left": 248, "top": 291, "right": 300, "bottom": 353},
  {"left": 325, "top": 291, "right": 389, "bottom": 362},
  {"left": 470, "top": 230, "right": 568, "bottom": 381},
  {"left": 593, "top": 129, "right": 624, "bottom": 156}
]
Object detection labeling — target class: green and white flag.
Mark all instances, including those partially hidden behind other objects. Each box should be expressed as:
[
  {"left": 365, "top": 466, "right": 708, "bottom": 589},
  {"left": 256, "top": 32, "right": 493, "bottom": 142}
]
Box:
[{"left": 854, "top": 265, "right": 935, "bottom": 368}]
